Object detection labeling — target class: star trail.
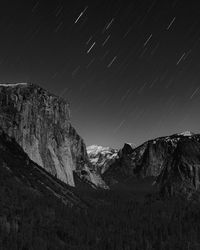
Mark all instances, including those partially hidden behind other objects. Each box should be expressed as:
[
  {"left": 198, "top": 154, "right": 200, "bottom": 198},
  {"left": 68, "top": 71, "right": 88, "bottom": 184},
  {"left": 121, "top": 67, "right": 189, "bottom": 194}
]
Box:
[{"left": 0, "top": 0, "right": 200, "bottom": 148}]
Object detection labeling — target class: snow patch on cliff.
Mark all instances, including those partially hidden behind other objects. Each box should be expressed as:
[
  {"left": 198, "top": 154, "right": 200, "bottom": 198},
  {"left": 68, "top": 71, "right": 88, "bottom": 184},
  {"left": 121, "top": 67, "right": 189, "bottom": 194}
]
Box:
[
  {"left": 178, "top": 131, "right": 194, "bottom": 137},
  {"left": 0, "top": 83, "right": 28, "bottom": 87},
  {"left": 87, "top": 145, "right": 112, "bottom": 155},
  {"left": 87, "top": 145, "right": 119, "bottom": 175}
]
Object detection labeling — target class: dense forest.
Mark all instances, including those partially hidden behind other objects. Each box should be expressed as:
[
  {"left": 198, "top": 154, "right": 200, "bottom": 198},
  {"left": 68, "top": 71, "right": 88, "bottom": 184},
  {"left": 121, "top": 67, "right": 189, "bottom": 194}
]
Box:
[{"left": 1, "top": 175, "right": 200, "bottom": 250}]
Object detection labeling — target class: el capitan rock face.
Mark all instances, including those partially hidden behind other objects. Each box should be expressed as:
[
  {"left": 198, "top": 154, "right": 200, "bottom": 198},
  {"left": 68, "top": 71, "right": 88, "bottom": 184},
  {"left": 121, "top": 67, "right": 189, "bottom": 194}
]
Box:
[
  {"left": 0, "top": 128, "right": 87, "bottom": 208},
  {"left": 0, "top": 83, "right": 89, "bottom": 186}
]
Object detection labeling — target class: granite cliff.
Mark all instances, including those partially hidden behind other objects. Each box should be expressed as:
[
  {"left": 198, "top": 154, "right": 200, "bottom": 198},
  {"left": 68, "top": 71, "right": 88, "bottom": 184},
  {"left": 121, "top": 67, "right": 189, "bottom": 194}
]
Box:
[
  {"left": 157, "top": 137, "right": 200, "bottom": 199},
  {"left": 0, "top": 83, "right": 92, "bottom": 187},
  {"left": 0, "top": 127, "right": 87, "bottom": 208},
  {"left": 88, "top": 132, "right": 200, "bottom": 197}
]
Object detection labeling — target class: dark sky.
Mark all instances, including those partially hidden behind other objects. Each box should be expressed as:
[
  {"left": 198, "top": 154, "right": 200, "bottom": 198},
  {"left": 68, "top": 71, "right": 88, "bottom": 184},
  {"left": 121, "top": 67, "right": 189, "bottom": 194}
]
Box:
[{"left": 1, "top": 0, "right": 200, "bottom": 148}]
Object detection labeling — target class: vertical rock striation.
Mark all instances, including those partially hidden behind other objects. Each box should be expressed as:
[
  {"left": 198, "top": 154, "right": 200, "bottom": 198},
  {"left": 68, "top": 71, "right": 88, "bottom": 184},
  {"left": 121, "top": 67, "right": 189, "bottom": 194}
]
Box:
[
  {"left": 157, "top": 138, "right": 200, "bottom": 198},
  {"left": 0, "top": 83, "right": 88, "bottom": 186}
]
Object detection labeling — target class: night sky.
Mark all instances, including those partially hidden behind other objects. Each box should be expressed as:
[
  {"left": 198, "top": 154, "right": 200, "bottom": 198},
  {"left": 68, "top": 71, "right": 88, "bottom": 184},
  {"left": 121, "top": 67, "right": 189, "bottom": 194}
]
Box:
[{"left": 1, "top": 0, "right": 200, "bottom": 148}]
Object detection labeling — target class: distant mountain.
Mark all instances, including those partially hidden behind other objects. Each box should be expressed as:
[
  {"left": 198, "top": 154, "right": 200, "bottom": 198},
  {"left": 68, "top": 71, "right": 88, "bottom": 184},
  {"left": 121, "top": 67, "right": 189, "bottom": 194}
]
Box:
[
  {"left": 88, "top": 132, "right": 200, "bottom": 197},
  {"left": 129, "top": 131, "right": 199, "bottom": 178},
  {"left": 0, "top": 127, "right": 87, "bottom": 208},
  {"left": 87, "top": 145, "right": 119, "bottom": 174},
  {"left": 0, "top": 83, "right": 104, "bottom": 188},
  {"left": 157, "top": 136, "right": 200, "bottom": 198}
]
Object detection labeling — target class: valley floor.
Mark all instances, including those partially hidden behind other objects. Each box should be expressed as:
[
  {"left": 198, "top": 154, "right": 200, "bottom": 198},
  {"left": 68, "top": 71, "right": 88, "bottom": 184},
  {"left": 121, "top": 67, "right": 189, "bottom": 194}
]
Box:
[{"left": 1, "top": 176, "right": 200, "bottom": 250}]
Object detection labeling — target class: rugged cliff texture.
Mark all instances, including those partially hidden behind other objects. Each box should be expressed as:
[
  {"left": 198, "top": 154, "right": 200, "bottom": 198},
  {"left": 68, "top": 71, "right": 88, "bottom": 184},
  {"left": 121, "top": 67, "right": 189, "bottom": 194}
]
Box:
[
  {"left": 102, "top": 132, "right": 198, "bottom": 183},
  {"left": 0, "top": 127, "right": 87, "bottom": 207},
  {"left": 127, "top": 132, "right": 200, "bottom": 179},
  {"left": 102, "top": 143, "right": 135, "bottom": 185},
  {"left": 92, "top": 132, "right": 200, "bottom": 197},
  {"left": 157, "top": 138, "right": 200, "bottom": 198},
  {"left": 0, "top": 83, "right": 89, "bottom": 186}
]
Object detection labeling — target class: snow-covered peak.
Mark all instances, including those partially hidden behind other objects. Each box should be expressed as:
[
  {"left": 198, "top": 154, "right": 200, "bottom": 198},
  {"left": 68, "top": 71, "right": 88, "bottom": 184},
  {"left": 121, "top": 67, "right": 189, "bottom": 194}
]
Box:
[
  {"left": 87, "top": 145, "right": 119, "bottom": 174},
  {"left": 0, "top": 83, "right": 28, "bottom": 87},
  {"left": 87, "top": 145, "right": 114, "bottom": 155},
  {"left": 178, "top": 131, "right": 194, "bottom": 137}
]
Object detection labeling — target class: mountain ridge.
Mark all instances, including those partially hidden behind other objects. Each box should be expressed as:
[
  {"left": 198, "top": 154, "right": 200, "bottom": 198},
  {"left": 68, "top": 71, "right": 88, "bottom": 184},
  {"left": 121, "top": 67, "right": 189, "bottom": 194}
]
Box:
[{"left": 87, "top": 132, "right": 200, "bottom": 198}]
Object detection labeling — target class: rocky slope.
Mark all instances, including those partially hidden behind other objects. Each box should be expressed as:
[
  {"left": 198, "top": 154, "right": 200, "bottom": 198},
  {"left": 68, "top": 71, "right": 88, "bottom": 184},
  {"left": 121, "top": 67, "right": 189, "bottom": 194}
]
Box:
[
  {"left": 88, "top": 132, "right": 200, "bottom": 197},
  {"left": 0, "top": 127, "right": 87, "bottom": 208},
  {"left": 0, "top": 83, "right": 94, "bottom": 187},
  {"left": 102, "top": 132, "right": 198, "bottom": 181},
  {"left": 127, "top": 131, "right": 200, "bottom": 179},
  {"left": 157, "top": 136, "right": 200, "bottom": 198}
]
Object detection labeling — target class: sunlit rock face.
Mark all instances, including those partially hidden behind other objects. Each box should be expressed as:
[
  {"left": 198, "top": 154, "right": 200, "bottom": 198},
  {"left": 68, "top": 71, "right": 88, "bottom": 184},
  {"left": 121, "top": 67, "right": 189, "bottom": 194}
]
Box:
[
  {"left": 0, "top": 127, "right": 87, "bottom": 208},
  {"left": 0, "top": 83, "right": 89, "bottom": 186}
]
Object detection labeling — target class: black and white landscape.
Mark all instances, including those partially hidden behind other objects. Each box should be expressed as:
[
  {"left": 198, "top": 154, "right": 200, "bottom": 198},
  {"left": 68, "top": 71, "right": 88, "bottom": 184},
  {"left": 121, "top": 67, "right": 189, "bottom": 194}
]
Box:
[
  {"left": 1, "top": 83, "right": 200, "bottom": 249},
  {"left": 1, "top": 1, "right": 200, "bottom": 250}
]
